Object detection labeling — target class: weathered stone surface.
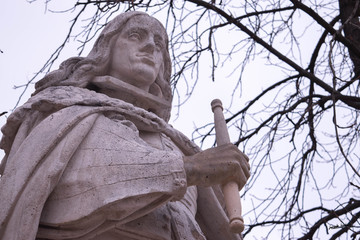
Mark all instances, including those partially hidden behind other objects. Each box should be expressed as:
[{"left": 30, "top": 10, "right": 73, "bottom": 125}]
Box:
[{"left": 0, "top": 11, "right": 249, "bottom": 240}]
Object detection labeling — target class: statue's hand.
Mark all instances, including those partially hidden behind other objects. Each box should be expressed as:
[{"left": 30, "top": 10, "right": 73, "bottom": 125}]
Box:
[{"left": 183, "top": 143, "right": 250, "bottom": 189}]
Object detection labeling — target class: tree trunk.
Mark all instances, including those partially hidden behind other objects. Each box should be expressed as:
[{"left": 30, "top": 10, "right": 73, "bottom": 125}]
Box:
[{"left": 338, "top": 0, "right": 360, "bottom": 77}]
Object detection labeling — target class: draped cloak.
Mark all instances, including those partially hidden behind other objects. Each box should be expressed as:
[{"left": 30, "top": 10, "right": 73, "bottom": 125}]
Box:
[{"left": 0, "top": 86, "right": 242, "bottom": 240}]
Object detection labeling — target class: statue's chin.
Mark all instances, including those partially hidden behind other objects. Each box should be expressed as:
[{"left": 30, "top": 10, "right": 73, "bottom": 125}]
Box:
[{"left": 90, "top": 75, "right": 171, "bottom": 120}]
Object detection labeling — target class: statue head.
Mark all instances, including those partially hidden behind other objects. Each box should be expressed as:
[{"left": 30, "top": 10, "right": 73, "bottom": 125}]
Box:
[{"left": 34, "top": 12, "right": 172, "bottom": 121}]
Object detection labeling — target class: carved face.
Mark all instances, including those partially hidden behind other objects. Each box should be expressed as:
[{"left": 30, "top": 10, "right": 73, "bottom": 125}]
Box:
[{"left": 108, "top": 15, "right": 166, "bottom": 92}]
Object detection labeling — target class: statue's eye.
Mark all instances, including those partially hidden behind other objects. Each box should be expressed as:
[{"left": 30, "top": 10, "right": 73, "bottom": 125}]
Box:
[
  {"left": 129, "top": 32, "right": 141, "bottom": 41},
  {"left": 155, "top": 41, "right": 163, "bottom": 50}
]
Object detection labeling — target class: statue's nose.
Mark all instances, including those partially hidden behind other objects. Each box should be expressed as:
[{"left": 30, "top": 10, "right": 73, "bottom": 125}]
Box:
[{"left": 140, "top": 38, "right": 156, "bottom": 54}]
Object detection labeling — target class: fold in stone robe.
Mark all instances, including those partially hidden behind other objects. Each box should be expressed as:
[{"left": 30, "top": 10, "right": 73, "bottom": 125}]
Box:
[{"left": 0, "top": 86, "right": 242, "bottom": 240}]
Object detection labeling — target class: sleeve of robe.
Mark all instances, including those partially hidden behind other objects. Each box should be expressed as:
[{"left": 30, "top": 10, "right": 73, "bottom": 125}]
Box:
[{"left": 0, "top": 105, "right": 187, "bottom": 240}]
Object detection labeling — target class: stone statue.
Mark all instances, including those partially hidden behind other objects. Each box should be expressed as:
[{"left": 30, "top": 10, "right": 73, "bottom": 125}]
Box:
[{"left": 0, "top": 11, "right": 250, "bottom": 240}]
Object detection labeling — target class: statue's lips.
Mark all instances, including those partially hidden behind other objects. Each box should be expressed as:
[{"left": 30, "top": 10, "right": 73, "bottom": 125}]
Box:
[{"left": 136, "top": 54, "right": 155, "bottom": 66}]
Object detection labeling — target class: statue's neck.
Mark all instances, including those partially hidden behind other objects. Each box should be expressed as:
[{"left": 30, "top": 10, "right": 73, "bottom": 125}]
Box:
[{"left": 90, "top": 75, "right": 171, "bottom": 120}]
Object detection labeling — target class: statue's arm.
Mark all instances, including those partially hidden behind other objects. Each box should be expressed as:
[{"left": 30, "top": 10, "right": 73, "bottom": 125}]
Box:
[{"left": 39, "top": 113, "right": 188, "bottom": 231}]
